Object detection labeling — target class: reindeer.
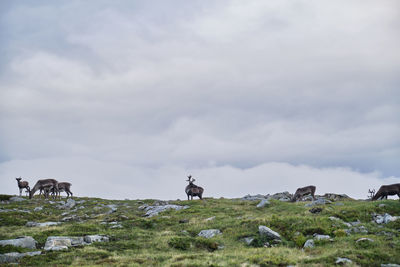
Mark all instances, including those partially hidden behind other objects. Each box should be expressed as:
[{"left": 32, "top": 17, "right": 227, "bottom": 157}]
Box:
[
  {"left": 29, "top": 179, "right": 58, "bottom": 199},
  {"left": 185, "top": 175, "right": 204, "bottom": 200},
  {"left": 291, "top": 185, "right": 316, "bottom": 202},
  {"left": 367, "top": 189, "right": 376, "bottom": 200},
  {"left": 52, "top": 182, "right": 73, "bottom": 198},
  {"left": 15, "top": 177, "right": 30, "bottom": 196},
  {"left": 371, "top": 183, "right": 400, "bottom": 201}
]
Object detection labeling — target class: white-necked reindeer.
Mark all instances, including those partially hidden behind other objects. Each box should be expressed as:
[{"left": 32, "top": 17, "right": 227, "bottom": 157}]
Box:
[
  {"left": 15, "top": 177, "right": 30, "bottom": 196},
  {"left": 185, "top": 175, "right": 204, "bottom": 200}
]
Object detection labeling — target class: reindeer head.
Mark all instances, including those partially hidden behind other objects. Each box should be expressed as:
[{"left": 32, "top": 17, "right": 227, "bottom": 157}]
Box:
[
  {"left": 16, "top": 177, "right": 22, "bottom": 181},
  {"left": 368, "top": 189, "right": 376, "bottom": 200}
]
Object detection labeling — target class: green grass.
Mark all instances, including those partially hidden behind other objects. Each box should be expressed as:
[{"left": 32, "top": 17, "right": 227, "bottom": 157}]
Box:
[{"left": 0, "top": 195, "right": 399, "bottom": 266}]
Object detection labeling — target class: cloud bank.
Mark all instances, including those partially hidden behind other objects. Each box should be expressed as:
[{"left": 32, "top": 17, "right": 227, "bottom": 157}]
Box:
[{"left": 0, "top": 1, "right": 399, "bottom": 199}]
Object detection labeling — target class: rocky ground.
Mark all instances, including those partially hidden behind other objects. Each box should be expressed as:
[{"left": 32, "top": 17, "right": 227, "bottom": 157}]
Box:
[{"left": 0, "top": 193, "right": 399, "bottom": 266}]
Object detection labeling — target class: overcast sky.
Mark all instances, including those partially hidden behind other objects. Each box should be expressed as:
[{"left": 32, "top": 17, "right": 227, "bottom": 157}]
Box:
[{"left": 0, "top": 0, "right": 399, "bottom": 200}]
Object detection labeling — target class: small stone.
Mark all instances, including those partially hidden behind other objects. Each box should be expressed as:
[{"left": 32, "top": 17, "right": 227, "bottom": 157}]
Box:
[
  {"left": 34, "top": 207, "right": 43, "bottom": 211},
  {"left": 198, "top": 229, "right": 222, "bottom": 239},
  {"left": 356, "top": 237, "right": 374, "bottom": 243},
  {"left": 313, "top": 234, "right": 331, "bottom": 240},
  {"left": 303, "top": 239, "right": 314, "bottom": 248},
  {"left": 256, "top": 199, "right": 270, "bottom": 208},
  {"left": 243, "top": 237, "right": 254, "bottom": 245},
  {"left": 26, "top": 221, "right": 61, "bottom": 227},
  {"left": 379, "top": 204, "right": 386, "bottom": 208},
  {"left": 205, "top": 216, "right": 216, "bottom": 221},
  {"left": 9, "top": 196, "right": 26, "bottom": 202},
  {"left": 0, "top": 236, "right": 37, "bottom": 249},
  {"left": 336, "top": 257, "right": 352, "bottom": 265},
  {"left": 259, "top": 225, "right": 281, "bottom": 240}
]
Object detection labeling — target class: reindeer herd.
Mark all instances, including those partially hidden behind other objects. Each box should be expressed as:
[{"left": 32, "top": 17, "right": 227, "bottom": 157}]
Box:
[
  {"left": 13, "top": 176, "right": 400, "bottom": 202},
  {"left": 15, "top": 177, "right": 73, "bottom": 199}
]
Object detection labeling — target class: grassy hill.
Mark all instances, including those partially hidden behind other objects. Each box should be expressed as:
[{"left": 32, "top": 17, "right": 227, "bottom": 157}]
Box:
[{"left": 0, "top": 194, "right": 399, "bottom": 266}]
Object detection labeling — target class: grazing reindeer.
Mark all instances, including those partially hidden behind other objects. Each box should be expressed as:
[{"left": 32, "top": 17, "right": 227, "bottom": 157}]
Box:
[
  {"left": 291, "top": 185, "right": 316, "bottom": 202},
  {"left": 185, "top": 175, "right": 204, "bottom": 200},
  {"left": 15, "top": 177, "right": 30, "bottom": 196},
  {"left": 53, "top": 182, "right": 73, "bottom": 198},
  {"left": 367, "top": 189, "right": 376, "bottom": 200},
  {"left": 29, "top": 179, "right": 58, "bottom": 199},
  {"left": 371, "top": 183, "right": 400, "bottom": 201}
]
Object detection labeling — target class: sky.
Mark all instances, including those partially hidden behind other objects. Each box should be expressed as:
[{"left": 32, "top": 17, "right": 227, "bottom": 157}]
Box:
[{"left": 0, "top": 0, "right": 399, "bottom": 200}]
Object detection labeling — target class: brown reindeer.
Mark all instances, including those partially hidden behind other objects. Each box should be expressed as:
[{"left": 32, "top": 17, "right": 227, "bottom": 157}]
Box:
[
  {"left": 29, "top": 179, "right": 58, "bottom": 199},
  {"left": 15, "top": 177, "right": 30, "bottom": 196},
  {"left": 371, "top": 183, "right": 400, "bottom": 201},
  {"left": 291, "top": 185, "right": 316, "bottom": 202},
  {"left": 53, "top": 182, "right": 73, "bottom": 198},
  {"left": 185, "top": 175, "right": 204, "bottom": 200}
]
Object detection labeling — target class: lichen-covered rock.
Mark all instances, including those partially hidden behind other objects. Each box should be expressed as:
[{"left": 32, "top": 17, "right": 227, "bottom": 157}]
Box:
[
  {"left": 0, "top": 236, "right": 37, "bottom": 249},
  {"left": 0, "top": 251, "right": 41, "bottom": 263},
  {"left": 143, "top": 205, "right": 189, "bottom": 217},
  {"left": 198, "top": 229, "right": 222, "bottom": 239},
  {"left": 26, "top": 221, "right": 61, "bottom": 227},
  {"left": 258, "top": 226, "right": 281, "bottom": 240},
  {"left": 9, "top": 196, "right": 26, "bottom": 202},
  {"left": 84, "top": 235, "right": 109, "bottom": 243},
  {"left": 303, "top": 239, "right": 314, "bottom": 248},
  {"left": 44, "top": 236, "right": 86, "bottom": 251},
  {"left": 313, "top": 234, "right": 331, "bottom": 241}
]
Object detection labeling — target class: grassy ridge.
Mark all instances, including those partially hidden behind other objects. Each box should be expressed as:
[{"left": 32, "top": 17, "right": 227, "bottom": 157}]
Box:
[{"left": 0, "top": 195, "right": 399, "bottom": 266}]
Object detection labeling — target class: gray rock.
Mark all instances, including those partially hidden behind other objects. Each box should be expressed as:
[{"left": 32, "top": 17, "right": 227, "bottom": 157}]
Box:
[
  {"left": 84, "top": 235, "right": 109, "bottom": 243},
  {"left": 350, "top": 220, "right": 361, "bottom": 226},
  {"left": 198, "top": 229, "right": 222, "bottom": 239},
  {"left": 313, "top": 234, "right": 331, "bottom": 240},
  {"left": 381, "top": 264, "right": 400, "bottom": 267},
  {"left": 9, "top": 196, "right": 26, "bottom": 202},
  {"left": 256, "top": 199, "right": 270, "bottom": 208},
  {"left": 143, "top": 204, "right": 189, "bottom": 217},
  {"left": 34, "top": 206, "right": 43, "bottom": 211},
  {"left": 356, "top": 237, "right": 374, "bottom": 243},
  {"left": 306, "top": 198, "right": 332, "bottom": 207},
  {"left": 205, "top": 216, "right": 216, "bottom": 221},
  {"left": 379, "top": 204, "right": 386, "bottom": 208},
  {"left": 0, "top": 236, "right": 37, "bottom": 249},
  {"left": 336, "top": 257, "right": 352, "bottom": 264},
  {"left": 323, "top": 193, "right": 352, "bottom": 201},
  {"left": 0, "top": 251, "right": 41, "bottom": 264},
  {"left": 65, "top": 198, "right": 76, "bottom": 209},
  {"left": 258, "top": 225, "right": 281, "bottom": 240},
  {"left": 243, "top": 237, "right": 254, "bottom": 245},
  {"left": 44, "top": 236, "right": 87, "bottom": 251},
  {"left": 303, "top": 239, "right": 314, "bottom": 248},
  {"left": 26, "top": 221, "right": 61, "bottom": 227},
  {"left": 242, "top": 194, "right": 267, "bottom": 201},
  {"left": 374, "top": 213, "right": 399, "bottom": 224},
  {"left": 106, "top": 204, "right": 118, "bottom": 214}
]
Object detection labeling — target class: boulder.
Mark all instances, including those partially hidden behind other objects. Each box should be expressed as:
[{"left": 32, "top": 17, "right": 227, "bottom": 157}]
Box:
[
  {"left": 303, "top": 239, "right": 314, "bottom": 248},
  {"left": 0, "top": 251, "right": 41, "bottom": 264},
  {"left": 323, "top": 193, "right": 352, "bottom": 201},
  {"left": 0, "top": 237, "right": 37, "bottom": 249},
  {"left": 270, "top": 192, "right": 292, "bottom": 201},
  {"left": 313, "top": 234, "right": 331, "bottom": 241},
  {"left": 374, "top": 213, "right": 399, "bottom": 224},
  {"left": 336, "top": 257, "right": 352, "bottom": 265},
  {"left": 84, "top": 235, "right": 109, "bottom": 243},
  {"left": 256, "top": 199, "right": 270, "bottom": 208},
  {"left": 9, "top": 196, "right": 26, "bottom": 202},
  {"left": 65, "top": 198, "right": 76, "bottom": 209},
  {"left": 305, "top": 198, "right": 332, "bottom": 207},
  {"left": 26, "top": 221, "right": 61, "bottom": 227},
  {"left": 242, "top": 194, "right": 267, "bottom": 201},
  {"left": 34, "top": 207, "right": 43, "bottom": 212},
  {"left": 258, "top": 226, "right": 281, "bottom": 240},
  {"left": 381, "top": 264, "right": 400, "bottom": 267},
  {"left": 198, "top": 229, "right": 222, "bottom": 239}
]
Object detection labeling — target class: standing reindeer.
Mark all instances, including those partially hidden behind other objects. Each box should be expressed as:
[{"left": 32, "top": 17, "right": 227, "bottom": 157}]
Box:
[
  {"left": 15, "top": 177, "right": 30, "bottom": 196},
  {"left": 185, "top": 175, "right": 204, "bottom": 200},
  {"left": 29, "top": 179, "right": 58, "bottom": 199},
  {"left": 52, "top": 182, "right": 73, "bottom": 198},
  {"left": 371, "top": 184, "right": 400, "bottom": 201},
  {"left": 291, "top": 185, "right": 316, "bottom": 202}
]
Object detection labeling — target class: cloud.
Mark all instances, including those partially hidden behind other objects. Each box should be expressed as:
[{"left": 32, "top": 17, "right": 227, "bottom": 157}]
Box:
[{"left": 0, "top": 1, "right": 399, "bottom": 199}]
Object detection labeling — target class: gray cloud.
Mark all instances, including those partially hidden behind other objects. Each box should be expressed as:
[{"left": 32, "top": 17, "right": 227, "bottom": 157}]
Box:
[{"left": 1, "top": 0, "right": 399, "bottom": 199}]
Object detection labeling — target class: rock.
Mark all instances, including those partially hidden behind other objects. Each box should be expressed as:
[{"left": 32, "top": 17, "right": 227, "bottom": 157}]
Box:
[
  {"left": 205, "top": 216, "right": 216, "bottom": 221},
  {"left": 34, "top": 207, "right": 43, "bottom": 211},
  {"left": 44, "top": 236, "right": 87, "bottom": 251},
  {"left": 329, "top": 216, "right": 341, "bottom": 221},
  {"left": 106, "top": 204, "right": 118, "bottom": 214},
  {"left": 350, "top": 220, "right": 361, "bottom": 226},
  {"left": 381, "top": 264, "right": 400, "bottom": 267},
  {"left": 379, "top": 204, "right": 386, "bottom": 208},
  {"left": 303, "top": 239, "right": 314, "bottom": 248},
  {"left": 65, "top": 198, "right": 76, "bottom": 209},
  {"left": 143, "top": 204, "right": 189, "bottom": 217},
  {"left": 270, "top": 191, "right": 292, "bottom": 201},
  {"left": 84, "top": 235, "right": 109, "bottom": 243},
  {"left": 242, "top": 194, "right": 267, "bottom": 201},
  {"left": 258, "top": 225, "right": 281, "bottom": 240},
  {"left": 243, "top": 237, "right": 254, "bottom": 245},
  {"left": 374, "top": 213, "right": 399, "bottom": 224},
  {"left": 336, "top": 257, "right": 352, "bottom": 265},
  {"left": 110, "top": 224, "right": 123, "bottom": 229},
  {"left": 9, "top": 196, "right": 26, "bottom": 202},
  {"left": 323, "top": 193, "right": 352, "bottom": 201},
  {"left": 0, "top": 251, "right": 41, "bottom": 264},
  {"left": 309, "top": 207, "right": 323, "bottom": 214},
  {"left": 26, "top": 221, "right": 61, "bottom": 227},
  {"left": 256, "top": 199, "right": 270, "bottom": 208},
  {"left": 313, "top": 234, "right": 331, "bottom": 240},
  {"left": 356, "top": 237, "right": 374, "bottom": 243},
  {"left": 198, "top": 229, "right": 222, "bottom": 239},
  {"left": 0, "top": 237, "right": 37, "bottom": 249}
]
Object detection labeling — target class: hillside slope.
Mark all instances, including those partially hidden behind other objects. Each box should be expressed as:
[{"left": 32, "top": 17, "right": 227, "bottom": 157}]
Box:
[{"left": 0, "top": 194, "right": 399, "bottom": 266}]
